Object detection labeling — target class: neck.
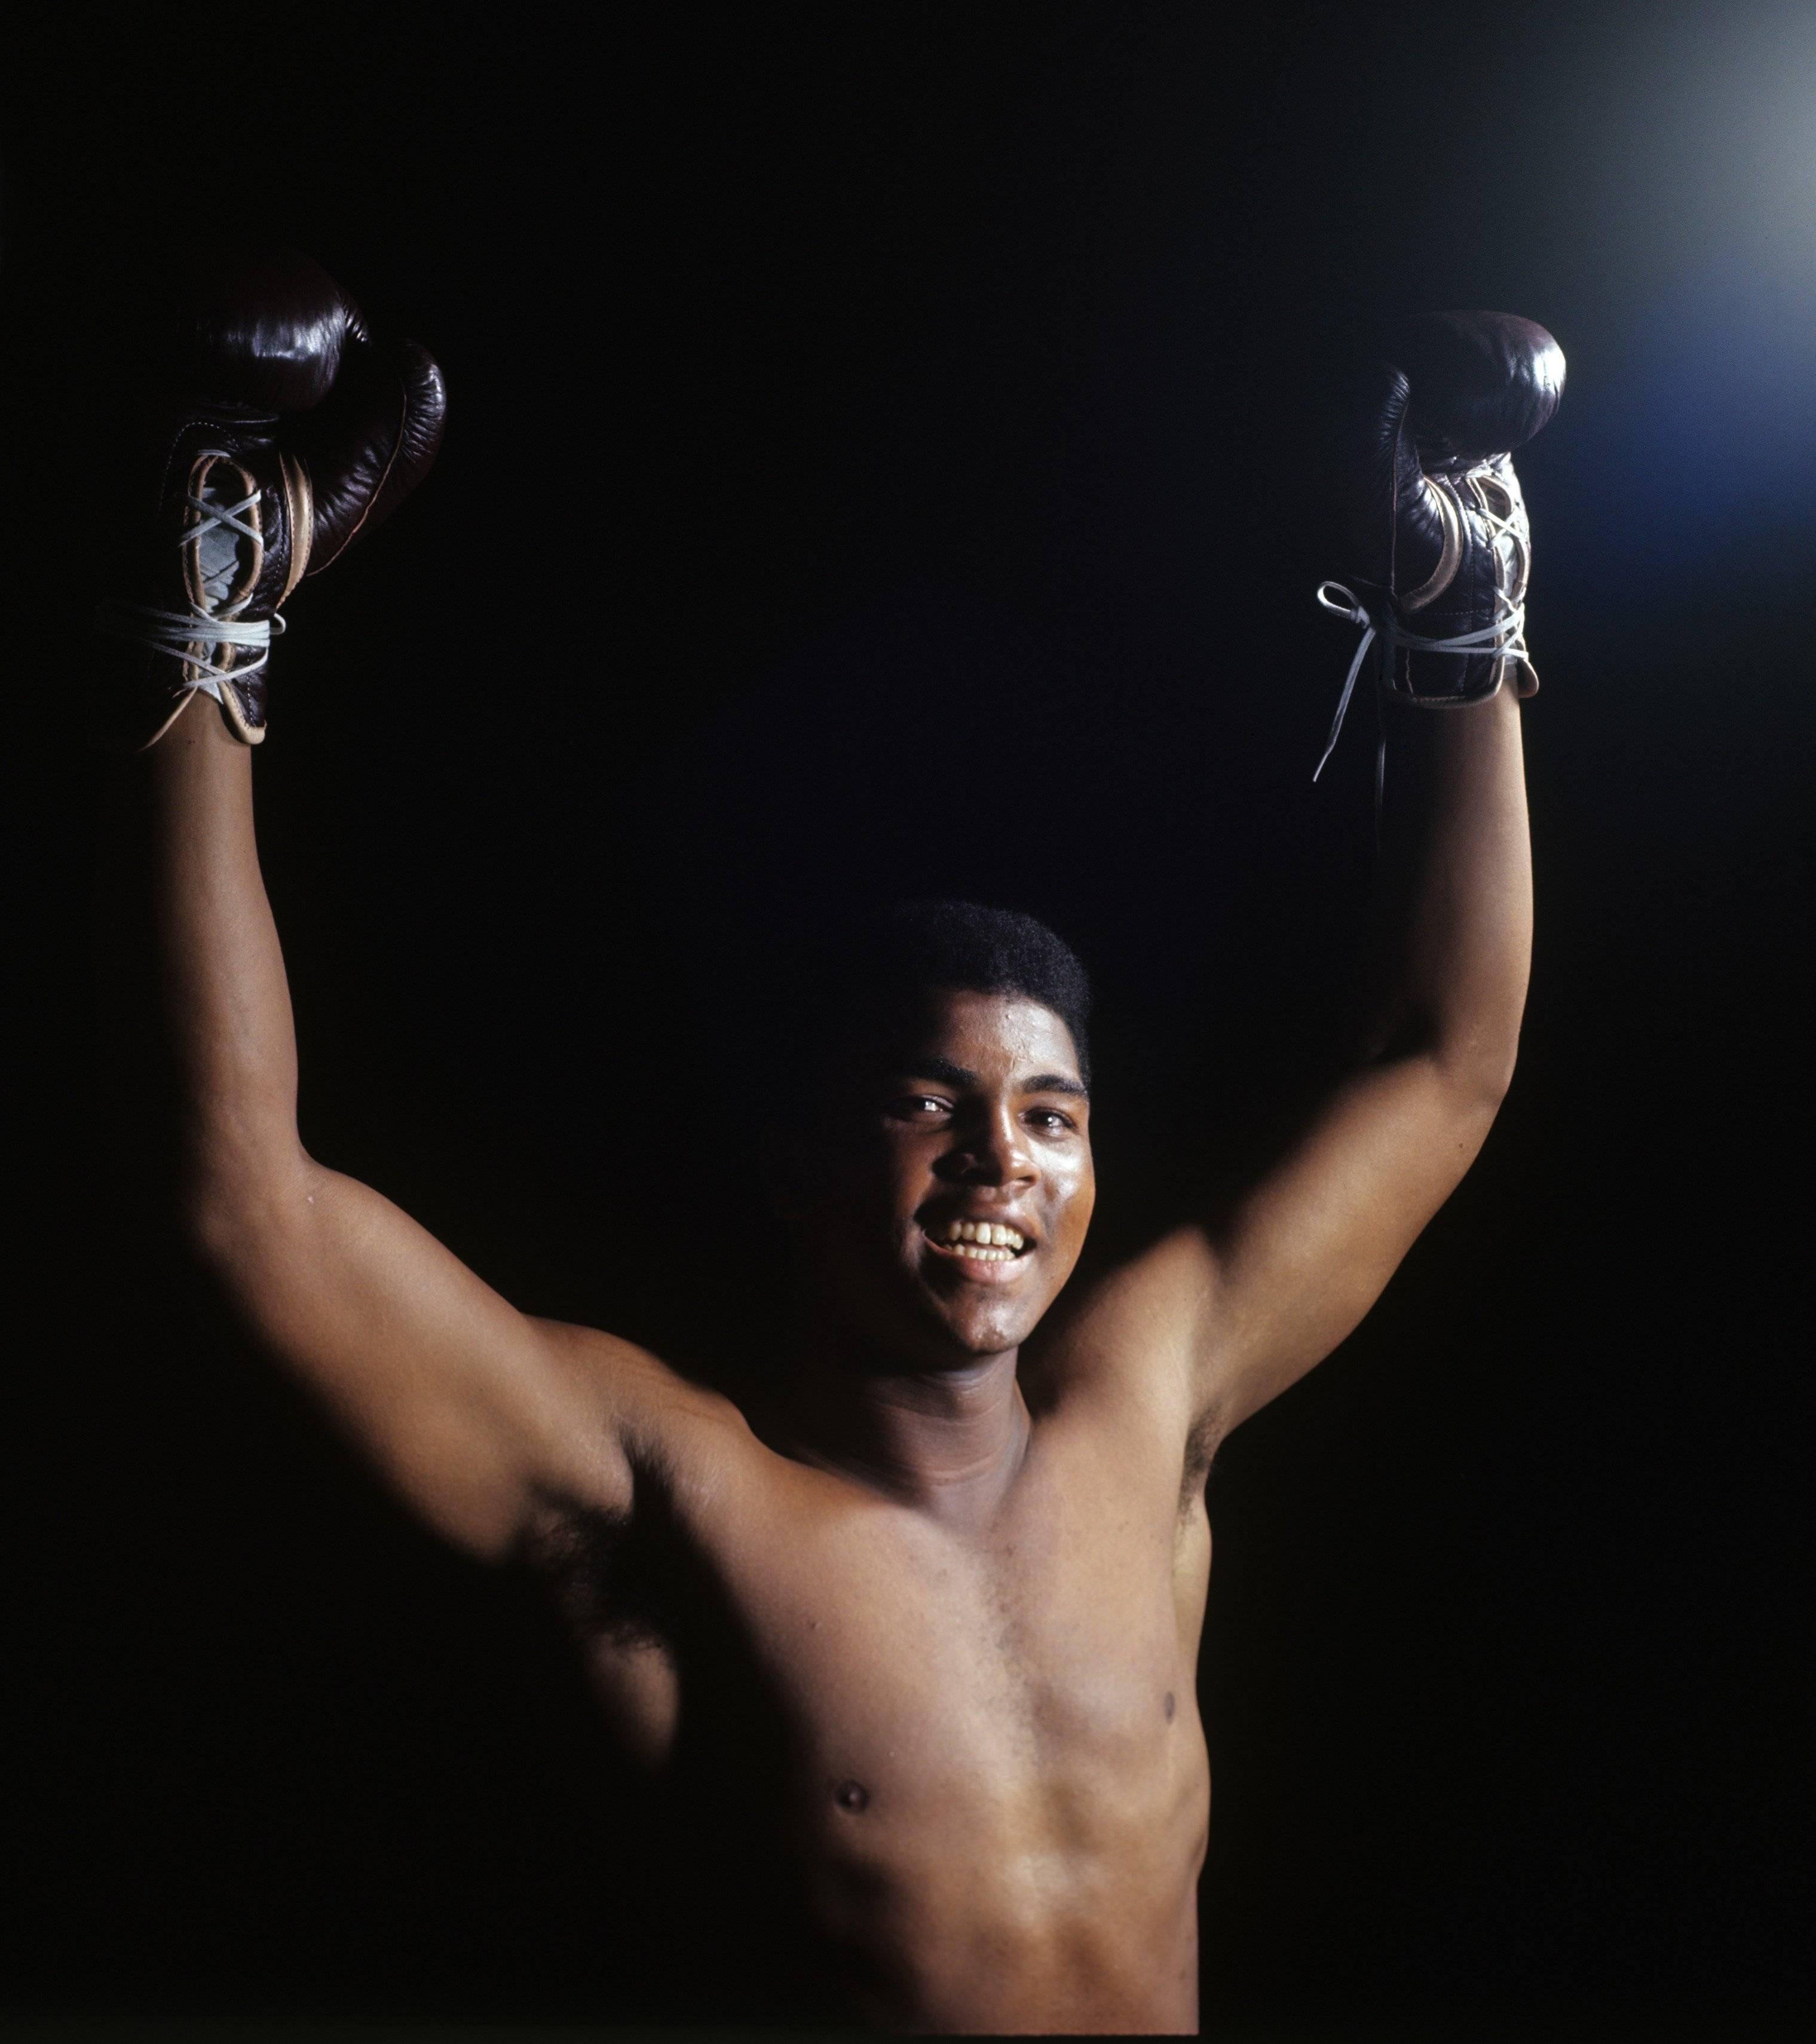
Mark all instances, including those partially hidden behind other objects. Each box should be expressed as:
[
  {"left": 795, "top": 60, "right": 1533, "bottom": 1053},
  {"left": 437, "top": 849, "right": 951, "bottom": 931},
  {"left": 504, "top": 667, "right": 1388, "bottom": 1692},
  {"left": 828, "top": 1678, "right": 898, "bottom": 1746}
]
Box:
[{"left": 782, "top": 1323, "right": 1030, "bottom": 1524}]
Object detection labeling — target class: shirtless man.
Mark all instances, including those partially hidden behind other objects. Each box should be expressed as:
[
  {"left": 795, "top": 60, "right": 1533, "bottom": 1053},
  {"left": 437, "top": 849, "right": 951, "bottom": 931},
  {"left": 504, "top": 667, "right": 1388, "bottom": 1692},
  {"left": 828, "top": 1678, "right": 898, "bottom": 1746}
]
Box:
[{"left": 97, "top": 253, "right": 1563, "bottom": 2032}]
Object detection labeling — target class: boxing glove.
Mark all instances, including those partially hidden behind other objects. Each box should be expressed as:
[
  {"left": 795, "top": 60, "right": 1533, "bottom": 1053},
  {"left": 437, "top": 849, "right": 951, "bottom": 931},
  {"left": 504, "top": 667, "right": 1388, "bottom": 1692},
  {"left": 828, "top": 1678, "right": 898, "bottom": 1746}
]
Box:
[
  {"left": 1315, "top": 310, "right": 1564, "bottom": 781},
  {"left": 94, "top": 247, "right": 447, "bottom": 749}
]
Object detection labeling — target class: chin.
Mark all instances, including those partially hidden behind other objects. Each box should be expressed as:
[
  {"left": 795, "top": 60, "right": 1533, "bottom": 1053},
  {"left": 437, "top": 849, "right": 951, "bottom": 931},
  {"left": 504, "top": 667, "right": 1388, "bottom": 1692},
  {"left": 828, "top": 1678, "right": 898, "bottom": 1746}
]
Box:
[{"left": 923, "top": 1291, "right": 1047, "bottom": 1360}]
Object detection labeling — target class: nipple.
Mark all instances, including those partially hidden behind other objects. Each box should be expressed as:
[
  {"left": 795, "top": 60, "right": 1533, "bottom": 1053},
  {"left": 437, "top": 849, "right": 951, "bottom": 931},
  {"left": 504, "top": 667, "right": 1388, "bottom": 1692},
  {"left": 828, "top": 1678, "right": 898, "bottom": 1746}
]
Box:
[{"left": 835, "top": 1779, "right": 870, "bottom": 1813}]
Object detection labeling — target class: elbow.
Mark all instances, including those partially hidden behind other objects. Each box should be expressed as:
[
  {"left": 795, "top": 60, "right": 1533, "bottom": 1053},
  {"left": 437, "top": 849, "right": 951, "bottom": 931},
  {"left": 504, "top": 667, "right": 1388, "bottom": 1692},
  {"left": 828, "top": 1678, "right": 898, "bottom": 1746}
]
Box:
[
  {"left": 1436, "top": 1026, "right": 1519, "bottom": 1118},
  {"left": 1371, "top": 1001, "right": 1521, "bottom": 1115},
  {"left": 181, "top": 1137, "right": 316, "bottom": 1284},
  {"left": 185, "top": 1171, "right": 250, "bottom": 1276}
]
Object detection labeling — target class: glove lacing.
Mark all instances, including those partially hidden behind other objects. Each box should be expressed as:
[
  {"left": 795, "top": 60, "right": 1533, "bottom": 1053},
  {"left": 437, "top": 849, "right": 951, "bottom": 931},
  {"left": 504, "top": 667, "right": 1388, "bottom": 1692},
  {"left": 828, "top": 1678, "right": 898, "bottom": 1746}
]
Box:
[
  {"left": 1310, "top": 587, "right": 1529, "bottom": 778},
  {"left": 96, "top": 454, "right": 285, "bottom": 702},
  {"left": 1312, "top": 464, "right": 1532, "bottom": 793}
]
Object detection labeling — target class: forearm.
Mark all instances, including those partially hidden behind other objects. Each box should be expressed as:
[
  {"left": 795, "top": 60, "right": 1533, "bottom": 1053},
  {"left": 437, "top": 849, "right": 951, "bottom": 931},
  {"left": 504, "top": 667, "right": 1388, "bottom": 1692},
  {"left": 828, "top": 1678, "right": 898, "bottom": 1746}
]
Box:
[
  {"left": 1363, "top": 685, "right": 1532, "bottom": 1097},
  {"left": 97, "top": 698, "right": 305, "bottom": 1212}
]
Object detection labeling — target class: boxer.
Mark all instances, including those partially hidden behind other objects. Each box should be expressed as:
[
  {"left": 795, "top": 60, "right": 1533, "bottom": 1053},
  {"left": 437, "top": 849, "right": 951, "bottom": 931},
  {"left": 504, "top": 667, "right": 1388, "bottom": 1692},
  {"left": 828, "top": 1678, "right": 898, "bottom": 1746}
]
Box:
[{"left": 94, "top": 250, "right": 1561, "bottom": 2033}]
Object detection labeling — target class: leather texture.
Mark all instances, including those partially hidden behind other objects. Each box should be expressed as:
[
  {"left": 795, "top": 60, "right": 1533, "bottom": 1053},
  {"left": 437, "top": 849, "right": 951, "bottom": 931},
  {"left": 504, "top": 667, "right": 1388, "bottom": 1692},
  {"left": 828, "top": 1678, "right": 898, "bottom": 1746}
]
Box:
[
  {"left": 1343, "top": 310, "right": 1564, "bottom": 708},
  {"left": 97, "top": 247, "right": 447, "bottom": 749}
]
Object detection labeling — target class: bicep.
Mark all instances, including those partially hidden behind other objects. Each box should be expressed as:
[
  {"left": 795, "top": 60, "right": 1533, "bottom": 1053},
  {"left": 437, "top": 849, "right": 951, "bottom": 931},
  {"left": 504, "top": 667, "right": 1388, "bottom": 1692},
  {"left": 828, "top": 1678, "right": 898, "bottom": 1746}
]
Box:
[
  {"left": 200, "top": 1159, "right": 636, "bottom": 1556},
  {"left": 1195, "top": 1052, "right": 1503, "bottom": 1430}
]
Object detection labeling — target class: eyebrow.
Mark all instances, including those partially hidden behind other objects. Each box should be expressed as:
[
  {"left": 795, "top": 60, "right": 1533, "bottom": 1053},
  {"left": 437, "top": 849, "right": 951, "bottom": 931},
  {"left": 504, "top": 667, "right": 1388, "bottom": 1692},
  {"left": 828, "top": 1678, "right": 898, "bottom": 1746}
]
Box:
[
  {"left": 1026, "top": 1072, "right": 1091, "bottom": 1099},
  {"left": 901, "top": 1056, "right": 1089, "bottom": 1099},
  {"left": 903, "top": 1056, "right": 979, "bottom": 1090}
]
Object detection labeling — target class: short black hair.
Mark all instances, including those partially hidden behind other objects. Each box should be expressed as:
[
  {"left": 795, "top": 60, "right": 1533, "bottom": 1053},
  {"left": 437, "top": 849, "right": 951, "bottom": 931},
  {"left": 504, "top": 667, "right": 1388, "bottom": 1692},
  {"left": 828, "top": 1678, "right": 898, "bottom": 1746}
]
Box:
[{"left": 834, "top": 899, "right": 1093, "bottom": 1085}]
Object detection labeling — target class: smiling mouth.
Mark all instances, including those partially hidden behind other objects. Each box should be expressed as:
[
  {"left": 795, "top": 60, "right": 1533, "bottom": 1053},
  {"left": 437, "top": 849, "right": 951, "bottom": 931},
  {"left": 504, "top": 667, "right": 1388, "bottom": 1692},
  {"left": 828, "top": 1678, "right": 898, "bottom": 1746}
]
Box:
[{"left": 921, "top": 1218, "right": 1032, "bottom": 1264}]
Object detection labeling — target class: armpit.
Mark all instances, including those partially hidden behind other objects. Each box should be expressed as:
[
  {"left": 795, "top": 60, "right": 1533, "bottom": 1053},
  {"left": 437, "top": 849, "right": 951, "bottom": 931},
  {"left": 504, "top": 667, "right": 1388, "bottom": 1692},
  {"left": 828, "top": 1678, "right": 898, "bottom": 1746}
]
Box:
[
  {"left": 1177, "top": 1410, "right": 1221, "bottom": 1523},
  {"left": 518, "top": 1491, "right": 668, "bottom": 1650}
]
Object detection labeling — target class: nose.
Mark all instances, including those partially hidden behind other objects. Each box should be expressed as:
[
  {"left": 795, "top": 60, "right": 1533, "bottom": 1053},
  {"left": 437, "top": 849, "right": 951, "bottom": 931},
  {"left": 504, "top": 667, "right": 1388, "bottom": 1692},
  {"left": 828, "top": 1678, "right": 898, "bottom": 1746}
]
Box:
[{"left": 936, "top": 1100, "right": 1037, "bottom": 1189}]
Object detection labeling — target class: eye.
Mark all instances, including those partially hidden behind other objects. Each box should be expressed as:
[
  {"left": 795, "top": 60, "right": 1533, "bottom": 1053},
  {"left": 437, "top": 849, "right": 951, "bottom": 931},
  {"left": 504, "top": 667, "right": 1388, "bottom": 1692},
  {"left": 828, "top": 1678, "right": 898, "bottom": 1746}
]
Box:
[
  {"left": 1025, "top": 1107, "right": 1077, "bottom": 1135},
  {"left": 887, "top": 1093, "right": 953, "bottom": 1121}
]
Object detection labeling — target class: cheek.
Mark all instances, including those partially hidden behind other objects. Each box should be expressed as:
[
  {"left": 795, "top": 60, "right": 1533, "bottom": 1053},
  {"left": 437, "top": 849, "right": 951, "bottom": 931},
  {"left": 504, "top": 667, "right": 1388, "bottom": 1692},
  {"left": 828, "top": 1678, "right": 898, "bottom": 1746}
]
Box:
[
  {"left": 1054, "top": 1154, "right": 1095, "bottom": 1237},
  {"left": 869, "top": 1134, "right": 944, "bottom": 1207}
]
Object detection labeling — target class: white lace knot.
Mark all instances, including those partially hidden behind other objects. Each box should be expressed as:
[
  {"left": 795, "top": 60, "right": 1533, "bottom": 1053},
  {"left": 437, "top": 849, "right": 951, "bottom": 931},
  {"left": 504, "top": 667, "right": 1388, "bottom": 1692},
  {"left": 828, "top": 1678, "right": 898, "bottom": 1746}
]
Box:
[
  {"left": 1311, "top": 582, "right": 1530, "bottom": 784},
  {"left": 94, "top": 601, "right": 285, "bottom": 702}
]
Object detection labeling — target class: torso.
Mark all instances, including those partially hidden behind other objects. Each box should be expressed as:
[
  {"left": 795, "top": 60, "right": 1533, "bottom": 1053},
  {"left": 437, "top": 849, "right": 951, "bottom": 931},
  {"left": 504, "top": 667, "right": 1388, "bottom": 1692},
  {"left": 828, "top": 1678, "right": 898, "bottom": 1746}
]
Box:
[{"left": 529, "top": 1344, "right": 1215, "bottom": 2033}]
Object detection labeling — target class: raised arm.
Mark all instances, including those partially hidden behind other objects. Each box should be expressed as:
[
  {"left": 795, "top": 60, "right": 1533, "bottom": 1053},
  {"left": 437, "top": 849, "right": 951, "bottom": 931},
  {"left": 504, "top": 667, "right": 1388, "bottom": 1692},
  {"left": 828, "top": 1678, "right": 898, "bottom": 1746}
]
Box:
[
  {"left": 95, "top": 250, "right": 636, "bottom": 1556},
  {"left": 1187, "top": 313, "right": 1564, "bottom": 1431},
  {"left": 1189, "top": 675, "right": 1530, "bottom": 1431},
  {"left": 1061, "top": 314, "right": 1564, "bottom": 1440}
]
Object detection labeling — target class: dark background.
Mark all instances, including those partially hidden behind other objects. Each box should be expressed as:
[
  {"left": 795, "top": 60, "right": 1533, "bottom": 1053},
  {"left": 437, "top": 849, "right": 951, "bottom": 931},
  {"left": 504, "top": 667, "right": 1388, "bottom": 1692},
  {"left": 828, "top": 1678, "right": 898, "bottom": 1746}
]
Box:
[{"left": 4, "top": 1, "right": 1811, "bottom": 2033}]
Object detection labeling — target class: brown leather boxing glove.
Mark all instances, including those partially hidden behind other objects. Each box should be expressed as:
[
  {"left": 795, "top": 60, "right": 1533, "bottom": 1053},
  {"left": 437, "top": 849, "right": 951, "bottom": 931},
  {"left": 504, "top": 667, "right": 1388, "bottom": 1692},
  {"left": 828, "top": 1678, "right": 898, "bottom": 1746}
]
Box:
[
  {"left": 93, "top": 247, "right": 447, "bottom": 748},
  {"left": 1315, "top": 310, "right": 1565, "bottom": 785}
]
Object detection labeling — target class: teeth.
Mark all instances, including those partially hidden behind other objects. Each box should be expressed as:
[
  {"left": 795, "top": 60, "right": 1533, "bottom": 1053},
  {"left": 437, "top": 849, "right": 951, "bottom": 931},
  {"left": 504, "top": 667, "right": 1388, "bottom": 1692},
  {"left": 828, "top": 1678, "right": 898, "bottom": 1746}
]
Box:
[{"left": 938, "top": 1219, "right": 1025, "bottom": 1253}]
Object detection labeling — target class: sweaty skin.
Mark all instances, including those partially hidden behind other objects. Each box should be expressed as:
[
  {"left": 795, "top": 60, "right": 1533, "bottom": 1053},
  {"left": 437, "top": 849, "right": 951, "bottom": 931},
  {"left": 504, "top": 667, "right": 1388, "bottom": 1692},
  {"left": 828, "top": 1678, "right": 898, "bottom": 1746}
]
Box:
[{"left": 103, "top": 682, "right": 1530, "bottom": 2033}]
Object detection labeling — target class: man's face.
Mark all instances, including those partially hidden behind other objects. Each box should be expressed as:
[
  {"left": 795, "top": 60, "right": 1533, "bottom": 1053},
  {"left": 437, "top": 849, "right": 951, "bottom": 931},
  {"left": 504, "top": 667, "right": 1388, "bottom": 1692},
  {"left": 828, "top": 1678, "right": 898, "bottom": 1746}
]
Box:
[{"left": 791, "top": 986, "right": 1096, "bottom": 1368}]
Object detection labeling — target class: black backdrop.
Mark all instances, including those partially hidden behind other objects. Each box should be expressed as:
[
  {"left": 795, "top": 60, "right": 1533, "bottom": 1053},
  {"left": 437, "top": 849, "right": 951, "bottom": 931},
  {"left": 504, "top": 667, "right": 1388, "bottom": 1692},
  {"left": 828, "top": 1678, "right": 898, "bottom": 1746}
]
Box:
[{"left": 4, "top": 2, "right": 1812, "bottom": 2033}]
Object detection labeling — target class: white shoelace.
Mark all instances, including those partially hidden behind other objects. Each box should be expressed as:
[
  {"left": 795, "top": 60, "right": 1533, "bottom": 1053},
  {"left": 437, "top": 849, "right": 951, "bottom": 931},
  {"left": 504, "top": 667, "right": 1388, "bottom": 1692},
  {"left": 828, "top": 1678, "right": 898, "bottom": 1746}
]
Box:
[
  {"left": 1311, "top": 583, "right": 1529, "bottom": 783},
  {"left": 94, "top": 458, "right": 285, "bottom": 703},
  {"left": 1314, "top": 464, "right": 1533, "bottom": 791}
]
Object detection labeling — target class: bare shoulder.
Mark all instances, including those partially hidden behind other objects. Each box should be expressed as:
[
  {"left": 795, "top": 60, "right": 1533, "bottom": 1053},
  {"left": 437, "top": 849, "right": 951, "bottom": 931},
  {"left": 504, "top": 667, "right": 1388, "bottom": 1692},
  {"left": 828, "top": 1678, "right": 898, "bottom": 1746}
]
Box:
[
  {"left": 1039, "top": 1051, "right": 1511, "bottom": 1449},
  {"left": 1031, "top": 1225, "right": 1221, "bottom": 1434},
  {"left": 527, "top": 1317, "right": 770, "bottom": 1496}
]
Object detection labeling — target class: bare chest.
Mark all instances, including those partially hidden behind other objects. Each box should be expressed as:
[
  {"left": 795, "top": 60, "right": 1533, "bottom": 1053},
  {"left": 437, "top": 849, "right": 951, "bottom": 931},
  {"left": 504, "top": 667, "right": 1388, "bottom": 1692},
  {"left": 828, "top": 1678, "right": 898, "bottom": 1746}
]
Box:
[
  {"left": 563, "top": 1420, "right": 1211, "bottom": 1916},
  {"left": 533, "top": 1410, "right": 1214, "bottom": 2025}
]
